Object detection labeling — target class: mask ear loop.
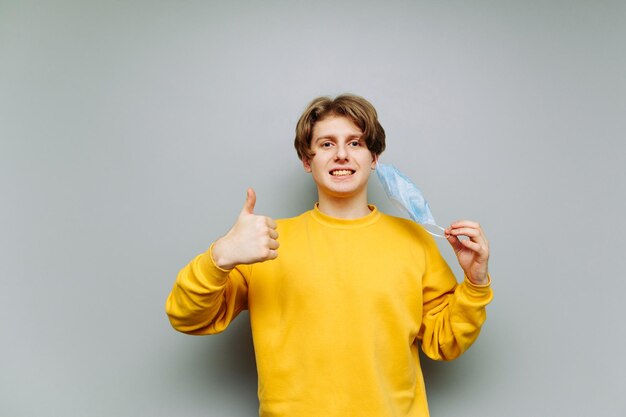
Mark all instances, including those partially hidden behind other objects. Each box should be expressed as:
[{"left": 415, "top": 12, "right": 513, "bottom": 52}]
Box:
[{"left": 426, "top": 225, "right": 447, "bottom": 239}]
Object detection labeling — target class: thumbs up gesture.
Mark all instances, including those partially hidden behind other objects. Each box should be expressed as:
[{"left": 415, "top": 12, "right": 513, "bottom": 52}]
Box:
[{"left": 211, "top": 188, "right": 280, "bottom": 270}]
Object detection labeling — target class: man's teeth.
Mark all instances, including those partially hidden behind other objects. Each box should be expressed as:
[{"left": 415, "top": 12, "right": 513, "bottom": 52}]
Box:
[{"left": 331, "top": 170, "right": 353, "bottom": 176}]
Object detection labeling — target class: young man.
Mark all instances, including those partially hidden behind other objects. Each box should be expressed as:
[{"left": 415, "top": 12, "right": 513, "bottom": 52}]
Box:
[{"left": 166, "top": 94, "right": 492, "bottom": 417}]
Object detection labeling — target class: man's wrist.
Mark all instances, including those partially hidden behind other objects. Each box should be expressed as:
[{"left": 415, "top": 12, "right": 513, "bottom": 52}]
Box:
[
  {"left": 210, "top": 239, "right": 235, "bottom": 271},
  {"left": 465, "top": 273, "right": 490, "bottom": 286}
]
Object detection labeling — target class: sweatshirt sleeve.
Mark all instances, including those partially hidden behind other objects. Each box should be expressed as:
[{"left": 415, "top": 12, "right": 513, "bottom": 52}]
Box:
[
  {"left": 165, "top": 244, "right": 250, "bottom": 335},
  {"left": 417, "top": 236, "right": 493, "bottom": 361}
]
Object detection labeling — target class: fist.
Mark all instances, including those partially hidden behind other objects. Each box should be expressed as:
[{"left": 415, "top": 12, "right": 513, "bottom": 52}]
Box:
[{"left": 212, "top": 188, "right": 279, "bottom": 270}]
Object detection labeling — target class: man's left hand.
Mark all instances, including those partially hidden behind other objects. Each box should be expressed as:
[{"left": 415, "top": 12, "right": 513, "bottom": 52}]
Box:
[{"left": 445, "top": 221, "right": 490, "bottom": 285}]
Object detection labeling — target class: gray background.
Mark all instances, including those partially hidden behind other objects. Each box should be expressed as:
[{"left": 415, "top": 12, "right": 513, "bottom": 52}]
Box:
[{"left": 2, "top": 0, "right": 625, "bottom": 416}]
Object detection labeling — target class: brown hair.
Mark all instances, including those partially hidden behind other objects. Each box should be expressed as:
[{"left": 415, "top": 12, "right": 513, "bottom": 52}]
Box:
[{"left": 294, "top": 94, "right": 386, "bottom": 161}]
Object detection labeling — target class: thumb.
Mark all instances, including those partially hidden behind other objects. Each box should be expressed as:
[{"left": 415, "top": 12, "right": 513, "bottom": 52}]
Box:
[
  {"left": 446, "top": 233, "right": 464, "bottom": 255},
  {"left": 241, "top": 188, "right": 256, "bottom": 215}
]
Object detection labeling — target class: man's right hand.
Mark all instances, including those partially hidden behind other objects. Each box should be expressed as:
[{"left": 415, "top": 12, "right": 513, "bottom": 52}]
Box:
[{"left": 211, "top": 188, "right": 279, "bottom": 270}]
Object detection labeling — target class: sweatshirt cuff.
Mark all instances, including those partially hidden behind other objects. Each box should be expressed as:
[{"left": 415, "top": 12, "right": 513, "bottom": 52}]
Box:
[
  {"left": 207, "top": 242, "right": 234, "bottom": 272},
  {"left": 460, "top": 274, "right": 493, "bottom": 302},
  {"left": 193, "top": 243, "right": 232, "bottom": 286}
]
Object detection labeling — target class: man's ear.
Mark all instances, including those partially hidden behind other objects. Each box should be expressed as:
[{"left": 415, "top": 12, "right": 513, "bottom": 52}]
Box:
[
  {"left": 302, "top": 157, "right": 312, "bottom": 173},
  {"left": 371, "top": 153, "right": 378, "bottom": 169}
]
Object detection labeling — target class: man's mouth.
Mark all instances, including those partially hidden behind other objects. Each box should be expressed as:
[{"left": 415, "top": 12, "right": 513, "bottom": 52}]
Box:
[{"left": 330, "top": 169, "right": 355, "bottom": 177}]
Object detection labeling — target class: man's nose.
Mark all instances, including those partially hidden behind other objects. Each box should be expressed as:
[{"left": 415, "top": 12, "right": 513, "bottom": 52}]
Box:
[{"left": 335, "top": 143, "right": 349, "bottom": 160}]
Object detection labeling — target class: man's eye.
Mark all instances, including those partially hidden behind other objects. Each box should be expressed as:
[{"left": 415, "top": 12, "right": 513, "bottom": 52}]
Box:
[
  {"left": 349, "top": 141, "right": 360, "bottom": 147},
  {"left": 322, "top": 142, "right": 333, "bottom": 148}
]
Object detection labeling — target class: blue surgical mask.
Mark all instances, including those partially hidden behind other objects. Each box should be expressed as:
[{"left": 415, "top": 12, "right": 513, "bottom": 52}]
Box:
[{"left": 375, "top": 162, "right": 446, "bottom": 238}]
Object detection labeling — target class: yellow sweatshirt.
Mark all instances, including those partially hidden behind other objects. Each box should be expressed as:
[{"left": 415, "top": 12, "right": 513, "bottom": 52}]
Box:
[{"left": 166, "top": 205, "right": 493, "bottom": 417}]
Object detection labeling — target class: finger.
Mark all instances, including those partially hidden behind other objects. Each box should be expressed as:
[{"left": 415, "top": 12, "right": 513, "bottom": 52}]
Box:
[
  {"left": 266, "top": 217, "right": 277, "bottom": 229},
  {"left": 446, "top": 234, "right": 465, "bottom": 254},
  {"left": 460, "top": 238, "right": 483, "bottom": 253},
  {"left": 459, "top": 238, "right": 489, "bottom": 260},
  {"left": 268, "top": 238, "right": 280, "bottom": 250},
  {"left": 450, "top": 220, "right": 481, "bottom": 229},
  {"left": 267, "top": 249, "right": 279, "bottom": 260},
  {"left": 448, "top": 227, "right": 481, "bottom": 239},
  {"left": 269, "top": 229, "right": 279, "bottom": 239},
  {"left": 242, "top": 188, "right": 256, "bottom": 215}
]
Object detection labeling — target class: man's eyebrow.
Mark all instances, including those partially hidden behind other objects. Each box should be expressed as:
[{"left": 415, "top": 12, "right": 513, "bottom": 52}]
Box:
[
  {"left": 313, "top": 135, "right": 336, "bottom": 142},
  {"left": 314, "top": 134, "right": 362, "bottom": 142}
]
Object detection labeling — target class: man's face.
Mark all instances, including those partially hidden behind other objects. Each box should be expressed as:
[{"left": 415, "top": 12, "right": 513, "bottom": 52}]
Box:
[{"left": 303, "top": 116, "right": 377, "bottom": 202}]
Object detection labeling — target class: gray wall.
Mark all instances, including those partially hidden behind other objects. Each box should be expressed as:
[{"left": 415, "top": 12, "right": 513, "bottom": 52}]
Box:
[{"left": 2, "top": 1, "right": 625, "bottom": 416}]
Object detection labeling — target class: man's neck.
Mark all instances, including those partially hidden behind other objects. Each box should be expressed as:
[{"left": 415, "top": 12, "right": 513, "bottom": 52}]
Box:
[{"left": 317, "top": 194, "right": 372, "bottom": 219}]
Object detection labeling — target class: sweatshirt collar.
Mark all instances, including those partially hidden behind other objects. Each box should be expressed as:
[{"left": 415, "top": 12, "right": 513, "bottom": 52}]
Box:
[{"left": 309, "top": 203, "right": 381, "bottom": 229}]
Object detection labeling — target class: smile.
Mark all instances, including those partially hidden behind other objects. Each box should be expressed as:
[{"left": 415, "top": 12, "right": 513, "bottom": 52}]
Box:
[{"left": 330, "top": 169, "right": 355, "bottom": 177}]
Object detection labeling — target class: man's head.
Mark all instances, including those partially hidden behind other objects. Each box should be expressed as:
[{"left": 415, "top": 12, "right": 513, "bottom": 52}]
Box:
[{"left": 294, "top": 94, "right": 386, "bottom": 162}]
